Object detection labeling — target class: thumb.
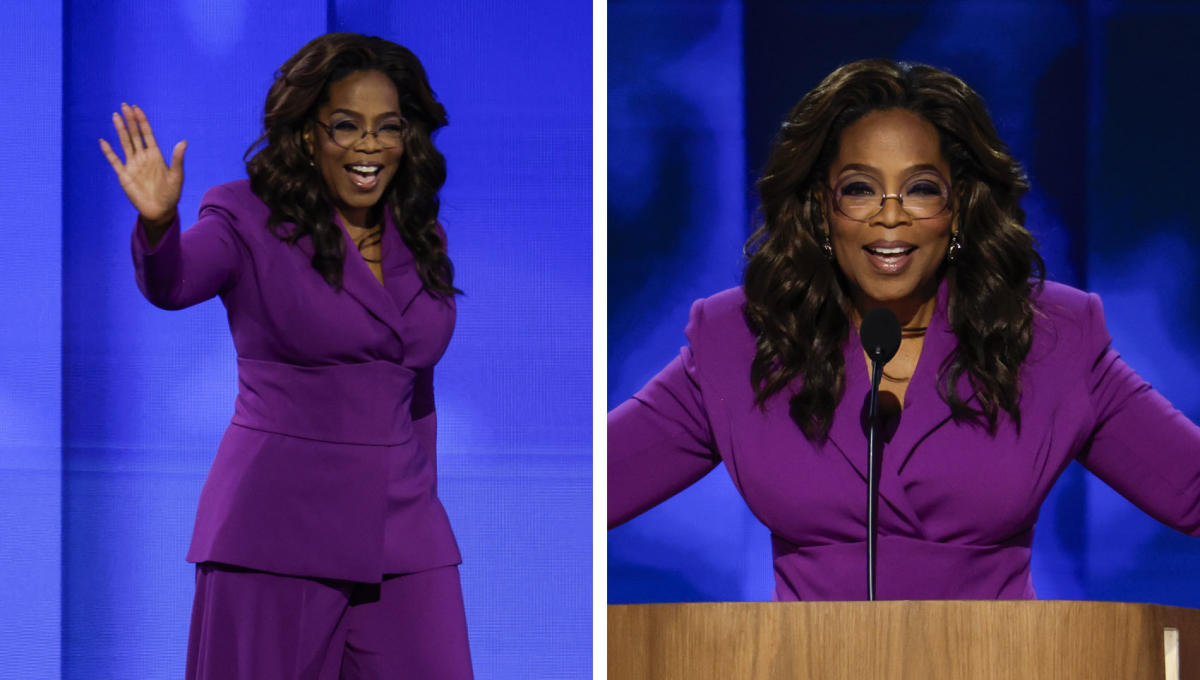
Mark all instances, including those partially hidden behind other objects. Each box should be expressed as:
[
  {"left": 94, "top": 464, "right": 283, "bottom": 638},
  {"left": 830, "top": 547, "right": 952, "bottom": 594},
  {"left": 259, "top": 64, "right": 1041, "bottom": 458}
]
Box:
[{"left": 170, "top": 140, "right": 187, "bottom": 175}]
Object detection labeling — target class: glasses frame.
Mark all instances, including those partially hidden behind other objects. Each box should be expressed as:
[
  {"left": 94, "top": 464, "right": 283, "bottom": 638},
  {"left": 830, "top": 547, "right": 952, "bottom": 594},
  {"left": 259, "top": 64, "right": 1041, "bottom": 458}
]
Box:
[
  {"left": 313, "top": 117, "right": 409, "bottom": 150},
  {"left": 826, "top": 178, "right": 954, "bottom": 223}
]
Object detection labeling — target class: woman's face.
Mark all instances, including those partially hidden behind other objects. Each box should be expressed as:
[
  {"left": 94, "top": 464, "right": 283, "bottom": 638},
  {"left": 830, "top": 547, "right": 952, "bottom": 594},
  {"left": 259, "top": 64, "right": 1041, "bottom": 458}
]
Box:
[
  {"left": 309, "top": 69, "right": 405, "bottom": 227},
  {"left": 826, "top": 108, "right": 954, "bottom": 318}
]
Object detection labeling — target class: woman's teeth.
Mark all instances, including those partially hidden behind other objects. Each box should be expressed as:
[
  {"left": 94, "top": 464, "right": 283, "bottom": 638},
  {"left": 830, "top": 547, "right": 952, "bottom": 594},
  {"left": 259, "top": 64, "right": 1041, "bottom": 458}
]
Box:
[
  {"left": 346, "top": 165, "right": 382, "bottom": 189},
  {"left": 866, "top": 246, "right": 913, "bottom": 255}
]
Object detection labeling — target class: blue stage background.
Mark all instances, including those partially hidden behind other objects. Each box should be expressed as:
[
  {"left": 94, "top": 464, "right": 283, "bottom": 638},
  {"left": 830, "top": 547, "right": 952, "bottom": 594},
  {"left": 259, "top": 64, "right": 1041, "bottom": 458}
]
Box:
[
  {"left": 0, "top": 2, "right": 590, "bottom": 678},
  {"left": 609, "top": 0, "right": 1200, "bottom": 607}
]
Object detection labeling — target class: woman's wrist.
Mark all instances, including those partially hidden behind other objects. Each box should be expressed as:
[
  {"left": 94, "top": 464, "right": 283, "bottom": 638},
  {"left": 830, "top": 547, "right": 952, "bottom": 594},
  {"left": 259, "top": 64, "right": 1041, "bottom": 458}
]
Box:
[
  {"left": 139, "top": 209, "right": 177, "bottom": 230},
  {"left": 139, "top": 209, "right": 177, "bottom": 247}
]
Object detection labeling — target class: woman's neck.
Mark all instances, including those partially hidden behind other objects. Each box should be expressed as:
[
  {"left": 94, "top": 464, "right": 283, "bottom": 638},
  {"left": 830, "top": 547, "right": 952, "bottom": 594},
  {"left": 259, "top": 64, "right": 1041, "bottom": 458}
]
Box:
[
  {"left": 336, "top": 206, "right": 381, "bottom": 233},
  {"left": 850, "top": 290, "right": 938, "bottom": 332}
]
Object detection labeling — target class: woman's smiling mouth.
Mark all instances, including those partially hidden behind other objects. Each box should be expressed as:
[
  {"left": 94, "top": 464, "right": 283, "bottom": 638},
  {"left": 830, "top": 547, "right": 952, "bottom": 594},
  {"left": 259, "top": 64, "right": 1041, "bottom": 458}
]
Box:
[
  {"left": 863, "top": 241, "right": 917, "bottom": 274},
  {"left": 345, "top": 163, "right": 383, "bottom": 190}
]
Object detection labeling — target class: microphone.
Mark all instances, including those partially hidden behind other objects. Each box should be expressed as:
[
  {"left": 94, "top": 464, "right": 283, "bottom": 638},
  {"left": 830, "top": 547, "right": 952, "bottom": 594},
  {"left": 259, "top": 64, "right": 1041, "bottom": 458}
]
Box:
[
  {"left": 859, "top": 307, "right": 900, "bottom": 601},
  {"left": 861, "top": 308, "right": 901, "bottom": 366}
]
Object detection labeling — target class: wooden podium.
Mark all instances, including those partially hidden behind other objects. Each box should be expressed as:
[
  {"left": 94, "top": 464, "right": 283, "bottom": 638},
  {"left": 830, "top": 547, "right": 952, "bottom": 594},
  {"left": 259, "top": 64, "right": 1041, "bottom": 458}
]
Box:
[{"left": 609, "top": 601, "right": 1200, "bottom": 679}]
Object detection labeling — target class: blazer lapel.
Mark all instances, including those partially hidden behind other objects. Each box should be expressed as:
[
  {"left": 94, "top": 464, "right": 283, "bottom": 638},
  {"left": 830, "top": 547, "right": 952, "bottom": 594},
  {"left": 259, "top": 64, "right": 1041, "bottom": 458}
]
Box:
[
  {"left": 825, "top": 324, "right": 871, "bottom": 483},
  {"left": 825, "top": 321, "right": 923, "bottom": 533},
  {"left": 377, "top": 214, "right": 426, "bottom": 314},
  {"left": 886, "top": 281, "right": 963, "bottom": 477},
  {"left": 825, "top": 280, "right": 968, "bottom": 534},
  {"left": 333, "top": 212, "right": 409, "bottom": 342}
]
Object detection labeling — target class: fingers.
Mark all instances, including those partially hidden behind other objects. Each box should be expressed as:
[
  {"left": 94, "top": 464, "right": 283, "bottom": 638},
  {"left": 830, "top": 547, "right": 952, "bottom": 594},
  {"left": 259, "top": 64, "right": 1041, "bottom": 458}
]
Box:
[
  {"left": 133, "top": 105, "right": 159, "bottom": 152},
  {"left": 109, "top": 103, "right": 168, "bottom": 167},
  {"left": 117, "top": 103, "right": 148, "bottom": 155},
  {"left": 122, "top": 103, "right": 143, "bottom": 150},
  {"left": 97, "top": 138, "right": 126, "bottom": 175},
  {"left": 112, "top": 110, "right": 134, "bottom": 160}
]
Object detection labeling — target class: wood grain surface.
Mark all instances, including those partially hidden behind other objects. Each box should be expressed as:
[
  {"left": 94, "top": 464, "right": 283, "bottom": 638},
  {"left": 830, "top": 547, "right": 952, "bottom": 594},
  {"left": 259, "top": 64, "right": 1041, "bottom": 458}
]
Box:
[{"left": 609, "top": 601, "right": 1200, "bottom": 679}]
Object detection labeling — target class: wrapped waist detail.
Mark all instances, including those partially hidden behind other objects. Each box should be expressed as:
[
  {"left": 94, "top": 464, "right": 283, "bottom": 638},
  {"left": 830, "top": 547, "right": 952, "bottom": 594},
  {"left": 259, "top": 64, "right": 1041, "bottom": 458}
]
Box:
[{"left": 232, "top": 357, "right": 415, "bottom": 446}]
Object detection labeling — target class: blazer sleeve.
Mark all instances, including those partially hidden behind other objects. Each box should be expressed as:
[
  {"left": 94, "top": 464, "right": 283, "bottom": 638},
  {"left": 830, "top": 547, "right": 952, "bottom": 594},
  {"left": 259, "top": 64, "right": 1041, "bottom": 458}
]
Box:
[
  {"left": 131, "top": 185, "right": 245, "bottom": 309},
  {"left": 1076, "top": 293, "right": 1200, "bottom": 534},
  {"left": 608, "top": 298, "right": 721, "bottom": 528}
]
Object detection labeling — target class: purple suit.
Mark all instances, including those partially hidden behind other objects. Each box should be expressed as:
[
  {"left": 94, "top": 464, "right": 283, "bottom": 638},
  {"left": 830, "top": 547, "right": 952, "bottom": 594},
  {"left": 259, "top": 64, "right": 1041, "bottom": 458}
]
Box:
[
  {"left": 609, "top": 280, "right": 1200, "bottom": 600},
  {"left": 133, "top": 179, "right": 461, "bottom": 583}
]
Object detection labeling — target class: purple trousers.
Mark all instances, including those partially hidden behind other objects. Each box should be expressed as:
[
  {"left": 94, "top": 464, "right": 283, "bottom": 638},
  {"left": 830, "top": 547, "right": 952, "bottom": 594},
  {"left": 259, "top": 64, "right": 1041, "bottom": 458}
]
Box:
[{"left": 186, "top": 563, "right": 473, "bottom": 679}]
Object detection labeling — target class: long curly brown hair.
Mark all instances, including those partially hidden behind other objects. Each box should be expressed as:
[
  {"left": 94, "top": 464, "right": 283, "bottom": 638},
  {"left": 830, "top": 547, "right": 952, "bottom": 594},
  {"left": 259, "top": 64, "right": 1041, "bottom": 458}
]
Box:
[
  {"left": 245, "top": 33, "right": 458, "bottom": 296},
  {"left": 745, "top": 59, "right": 1043, "bottom": 441}
]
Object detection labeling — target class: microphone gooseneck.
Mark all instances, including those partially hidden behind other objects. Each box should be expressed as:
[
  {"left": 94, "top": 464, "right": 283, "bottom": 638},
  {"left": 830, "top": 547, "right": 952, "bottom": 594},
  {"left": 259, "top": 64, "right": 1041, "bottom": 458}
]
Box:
[{"left": 859, "top": 307, "right": 901, "bottom": 601}]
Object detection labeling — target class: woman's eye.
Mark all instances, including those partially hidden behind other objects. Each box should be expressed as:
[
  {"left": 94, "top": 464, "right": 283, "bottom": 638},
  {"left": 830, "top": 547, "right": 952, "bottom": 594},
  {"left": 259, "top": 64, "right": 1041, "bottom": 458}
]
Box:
[
  {"left": 332, "top": 121, "right": 360, "bottom": 132},
  {"left": 840, "top": 181, "right": 877, "bottom": 197},
  {"left": 379, "top": 123, "right": 405, "bottom": 133},
  {"left": 907, "top": 180, "right": 944, "bottom": 196}
]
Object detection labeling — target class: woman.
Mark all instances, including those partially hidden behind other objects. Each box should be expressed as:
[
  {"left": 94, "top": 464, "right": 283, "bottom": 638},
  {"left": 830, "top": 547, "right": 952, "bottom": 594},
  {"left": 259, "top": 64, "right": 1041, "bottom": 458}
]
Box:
[
  {"left": 608, "top": 59, "right": 1200, "bottom": 600},
  {"left": 99, "top": 34, "right": 472, "bottom": 678}
]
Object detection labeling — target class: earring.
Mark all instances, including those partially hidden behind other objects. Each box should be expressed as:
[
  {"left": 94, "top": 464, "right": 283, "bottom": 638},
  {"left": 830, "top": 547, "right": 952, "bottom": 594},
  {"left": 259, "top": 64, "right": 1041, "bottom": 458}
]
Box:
[
  {"left": 947, "top": 230, "right": 963, "bottom": 263},
  {"left": 821, "top": 230, "right": 834, "bottom": 260}
]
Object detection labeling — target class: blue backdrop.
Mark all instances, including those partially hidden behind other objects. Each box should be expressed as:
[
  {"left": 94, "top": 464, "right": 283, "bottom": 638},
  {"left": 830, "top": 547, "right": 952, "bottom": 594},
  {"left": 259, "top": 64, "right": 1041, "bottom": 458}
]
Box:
[
  {"left": 0, "top": 2, "right": 590, "bottom": 678},
  {"left": 609, "top": 0, "right": 1200, "bottom": 607}
]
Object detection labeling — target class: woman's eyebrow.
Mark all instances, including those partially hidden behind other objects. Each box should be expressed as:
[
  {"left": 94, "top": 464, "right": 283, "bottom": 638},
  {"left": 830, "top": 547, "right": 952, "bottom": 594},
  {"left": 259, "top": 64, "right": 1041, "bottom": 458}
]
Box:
[
  {"left": 835, "top": 162, "right": 945, "bottom": 176},
  {"left": 902, "top": 163, "right": 944, "bottom": 175},
  {"left": 328, "top": 108, "right": 403, "bottom": 119},
  {"left": 835, "top": 163, "right": 879, "bottom": 175}
]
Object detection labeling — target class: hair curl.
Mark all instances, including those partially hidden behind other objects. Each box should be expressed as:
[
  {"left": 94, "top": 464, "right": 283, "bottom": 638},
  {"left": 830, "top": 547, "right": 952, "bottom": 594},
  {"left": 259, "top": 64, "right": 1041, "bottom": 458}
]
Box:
[
  {"left": 245, "top": 33, "right": 459, "bottom": 296},
  {"left": 744, "top": 59, "right": 1043, "bottom": 441}
]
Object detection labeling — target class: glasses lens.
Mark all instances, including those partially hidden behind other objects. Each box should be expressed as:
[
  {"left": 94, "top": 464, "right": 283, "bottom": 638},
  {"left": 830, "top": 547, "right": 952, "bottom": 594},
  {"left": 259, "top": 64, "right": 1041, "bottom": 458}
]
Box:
[
  {"left": 330, "top": 122, "right": 360, "bottom": 148},
  {"left": 834, "top": 176, "right": 949, "bottom": 220},
  {"left": 327, "top": 121, "right": 406, "bottom": 149},
  {"left": 376, "top": 123, "right": 405, "bottom": 149},
  {"left": 901, "top": 177, "right": 948, "bottom": 218},
  {"left": 836, "top": 178, "right": 882, "bottom": 221}
]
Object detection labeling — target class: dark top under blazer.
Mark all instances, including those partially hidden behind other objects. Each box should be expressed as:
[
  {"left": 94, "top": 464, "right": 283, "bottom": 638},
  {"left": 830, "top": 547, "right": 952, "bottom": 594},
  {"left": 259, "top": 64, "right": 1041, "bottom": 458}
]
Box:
[
  {"left": 132, "top": 179, "right": 460, "bottom": 583},
  {"left": 609, "top": 280, "right": 1200, "bottom": 600}
]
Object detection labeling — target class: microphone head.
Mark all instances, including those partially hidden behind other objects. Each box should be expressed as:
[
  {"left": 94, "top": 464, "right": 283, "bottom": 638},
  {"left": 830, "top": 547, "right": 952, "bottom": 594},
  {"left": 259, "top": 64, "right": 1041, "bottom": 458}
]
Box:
[{"left": 860, "top": 308, "right": 901, "bottom": 364}]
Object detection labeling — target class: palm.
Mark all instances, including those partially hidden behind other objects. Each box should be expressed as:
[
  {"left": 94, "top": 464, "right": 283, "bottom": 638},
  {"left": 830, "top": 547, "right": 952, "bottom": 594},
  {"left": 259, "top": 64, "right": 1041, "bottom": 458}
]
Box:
[{"left": 99, "top": 103, "right": 186, "bottom": 224}]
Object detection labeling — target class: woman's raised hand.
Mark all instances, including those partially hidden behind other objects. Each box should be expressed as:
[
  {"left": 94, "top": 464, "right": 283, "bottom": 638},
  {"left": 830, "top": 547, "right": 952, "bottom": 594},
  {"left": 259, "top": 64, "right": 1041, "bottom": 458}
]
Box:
[{"left": 99, "top": 103, "right": 186, "bottom": 228}]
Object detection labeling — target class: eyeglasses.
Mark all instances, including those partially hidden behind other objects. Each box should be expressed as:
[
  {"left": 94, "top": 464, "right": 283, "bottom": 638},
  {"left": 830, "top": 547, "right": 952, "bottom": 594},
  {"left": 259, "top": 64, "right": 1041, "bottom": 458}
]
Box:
[
  {"left": 829, "top": 175, "right": 951, "bottom": 222},
  {"left": 314, "top": 117, "right": 408, "bottom": 150}
]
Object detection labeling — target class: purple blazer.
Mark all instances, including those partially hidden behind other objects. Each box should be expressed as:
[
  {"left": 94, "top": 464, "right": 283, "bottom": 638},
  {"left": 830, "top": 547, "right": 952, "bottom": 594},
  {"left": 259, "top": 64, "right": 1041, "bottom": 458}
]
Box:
[
  {"left": 609, "top": 280, "right": 1200, "bottom": 600},
  {"left": 132, "top": 179, "right": 460, "bottom": 583}
]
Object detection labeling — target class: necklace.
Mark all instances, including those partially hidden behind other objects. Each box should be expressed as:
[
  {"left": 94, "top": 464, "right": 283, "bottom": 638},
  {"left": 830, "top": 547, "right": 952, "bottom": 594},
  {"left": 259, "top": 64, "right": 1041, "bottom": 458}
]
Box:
[{"left": 878, "top": 326, "right": 928, "bottom": 382}]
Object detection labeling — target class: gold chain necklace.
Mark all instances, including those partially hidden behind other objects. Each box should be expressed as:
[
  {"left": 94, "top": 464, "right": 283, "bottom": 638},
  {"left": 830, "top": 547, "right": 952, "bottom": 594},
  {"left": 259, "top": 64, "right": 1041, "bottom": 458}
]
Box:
[{"left": 879, "top": 326, "right": 929, "bottom": 382}]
